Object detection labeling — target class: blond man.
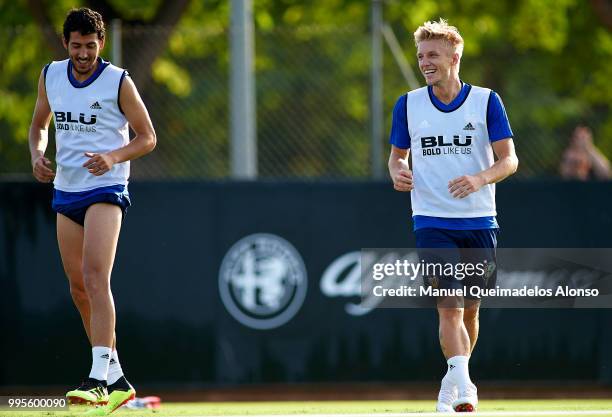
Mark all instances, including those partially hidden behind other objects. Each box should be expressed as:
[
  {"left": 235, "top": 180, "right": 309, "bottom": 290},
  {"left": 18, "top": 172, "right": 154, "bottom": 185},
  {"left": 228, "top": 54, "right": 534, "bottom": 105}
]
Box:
[{"left": 388, "top": 19, "right": 518, "bottom": 412}]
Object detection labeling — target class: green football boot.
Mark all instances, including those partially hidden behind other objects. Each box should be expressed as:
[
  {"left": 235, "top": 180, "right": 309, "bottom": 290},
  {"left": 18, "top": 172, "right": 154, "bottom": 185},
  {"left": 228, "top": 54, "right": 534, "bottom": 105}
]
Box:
[
  {"left": 84, "top": 376, "right": 135, "bottom": 415},
  {"left": 66, "top": 378, "right": 108, "bottom": 405}
]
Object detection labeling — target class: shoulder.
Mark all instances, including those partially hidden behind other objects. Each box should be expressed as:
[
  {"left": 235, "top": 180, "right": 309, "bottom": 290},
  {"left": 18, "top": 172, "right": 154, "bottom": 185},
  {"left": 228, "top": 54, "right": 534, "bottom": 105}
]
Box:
[
  {"left": 405, "top": 87, "right": 428, "bottom": 110},
  {"left": 407, "top": 86, "right": 428, "bottom": 98},
  {"left": 48, "top": 59, "right": 69, "bottom": 67},
  {"left": 393, "top": 93, "right": 407, "bottom": 109},
  {"left": 45, "top": 59, "right": 69, "bottom": 73},
  {"left": 106, "top": 62, "right": 126, "bottom": 73},
  {"left": 43, "top": 60, "right": 69, "bottom": 90},
  {"left": 468, "top": 84, "right": 492, "bottom": 99},
  {"left": 103, "top": 62, "right": 128, "bottom": 79}
]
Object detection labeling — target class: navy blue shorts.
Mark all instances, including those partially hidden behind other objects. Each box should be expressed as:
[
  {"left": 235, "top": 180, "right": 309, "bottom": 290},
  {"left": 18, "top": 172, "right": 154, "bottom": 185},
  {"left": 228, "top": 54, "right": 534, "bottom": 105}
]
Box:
[
  {"left": 415, "top": 228, "right": 498, "bottom": 300},
  {"left": 52, "top": 185, "right": 131, "bottom": 226}
]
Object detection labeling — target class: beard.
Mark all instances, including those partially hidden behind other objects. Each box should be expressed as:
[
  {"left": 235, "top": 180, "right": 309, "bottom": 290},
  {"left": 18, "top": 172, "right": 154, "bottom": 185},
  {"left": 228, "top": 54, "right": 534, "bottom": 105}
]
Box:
[{"left": 72, "top": 57, "right": 96, "bottom": 74}]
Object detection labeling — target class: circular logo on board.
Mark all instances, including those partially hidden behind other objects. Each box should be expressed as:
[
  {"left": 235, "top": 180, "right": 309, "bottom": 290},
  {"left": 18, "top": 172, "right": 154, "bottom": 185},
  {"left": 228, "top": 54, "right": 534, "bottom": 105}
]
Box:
[{"left": 219, "top": 233, "right": 308, "bottom": 330}]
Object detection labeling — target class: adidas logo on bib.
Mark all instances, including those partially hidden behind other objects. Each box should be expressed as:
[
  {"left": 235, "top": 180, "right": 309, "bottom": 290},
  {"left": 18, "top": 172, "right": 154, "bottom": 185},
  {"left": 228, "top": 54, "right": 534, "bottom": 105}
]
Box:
[
  {"left": 90, "top": 101, "right": 102, "bottom": 109},
  {"left": 463, "top": 122, "right": 475, "bottom": 130}
]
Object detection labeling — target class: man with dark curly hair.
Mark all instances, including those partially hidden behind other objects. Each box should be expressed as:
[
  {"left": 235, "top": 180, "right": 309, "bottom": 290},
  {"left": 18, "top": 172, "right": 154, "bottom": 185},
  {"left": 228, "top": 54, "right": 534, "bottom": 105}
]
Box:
[{"left": 28, "top": 7, "right": 156, "bottom": 415}]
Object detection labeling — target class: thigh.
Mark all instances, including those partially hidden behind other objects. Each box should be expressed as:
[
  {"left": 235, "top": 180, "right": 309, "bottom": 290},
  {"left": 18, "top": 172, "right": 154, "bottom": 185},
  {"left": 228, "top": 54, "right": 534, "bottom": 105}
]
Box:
[
  {"left": 464, "top": 228, "right": 499, "bottom": 249},
  {"left": 57, "top": 213, "right": 84, "bottom": 282},
  {"left": 461, "top": 229, "right": 499, "bottom": 295},
  {"left": 82, "top": 203, "right": 123, "bottom": 278},
  {"left": 415, "top": 228, "right": 461, "bottom": 249},
  {"left": 415, "top": 228, "right": 463, "bottom": 292}
]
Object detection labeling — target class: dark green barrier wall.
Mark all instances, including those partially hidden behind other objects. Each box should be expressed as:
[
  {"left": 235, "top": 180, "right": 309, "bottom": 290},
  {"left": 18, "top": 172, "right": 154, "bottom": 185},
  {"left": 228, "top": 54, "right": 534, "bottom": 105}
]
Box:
[{"left": 1, "top": 181, "right": 611, "bottom": 386}]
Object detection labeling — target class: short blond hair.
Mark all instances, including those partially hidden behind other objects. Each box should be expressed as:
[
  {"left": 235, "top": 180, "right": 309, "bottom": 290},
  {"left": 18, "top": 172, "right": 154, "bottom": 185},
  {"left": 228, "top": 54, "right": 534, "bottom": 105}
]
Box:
[{"left": 414, "top": 18, "right": 464, "bottom": 58}]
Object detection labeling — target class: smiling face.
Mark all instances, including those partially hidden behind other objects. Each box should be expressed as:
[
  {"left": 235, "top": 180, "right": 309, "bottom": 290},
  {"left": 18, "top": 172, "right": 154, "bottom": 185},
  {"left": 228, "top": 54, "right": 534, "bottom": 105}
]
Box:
[
  {"left": 63, "top": 31, "right": 104, "bottom": 77},
  {"left": 417, "top": 39, "right": 459, "bottom": 87}
]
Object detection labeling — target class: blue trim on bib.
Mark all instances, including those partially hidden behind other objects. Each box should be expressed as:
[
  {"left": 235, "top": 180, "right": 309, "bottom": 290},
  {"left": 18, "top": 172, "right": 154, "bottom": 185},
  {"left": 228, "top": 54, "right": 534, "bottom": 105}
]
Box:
[
  {"left": 52, "top": 184, "right": 131, "bottom": 226},
  {"left": 117, "top": 70, "right": 128, "bottom": 114},
  {"left": 427, "top": 81, "right": 472, "bottom": 113},
  {"left": 67, "top": 57, "right": 109, "bottom": 88},
  {"left": 413, "top": 215, "right": 498, "bottom": 231},
  {"left": 43, "top": 63, "right": 51, "bottom": 81}
]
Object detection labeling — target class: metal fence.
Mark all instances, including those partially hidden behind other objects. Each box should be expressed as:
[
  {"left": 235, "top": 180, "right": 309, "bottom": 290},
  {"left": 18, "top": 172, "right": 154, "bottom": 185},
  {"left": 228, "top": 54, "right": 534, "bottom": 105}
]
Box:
[
  {"left": 120, "top": 25, "right": 230, "bottom": 179},
  {"left": 125, "top": 25, "right": 375, "bottom": 179},
  {"left": 1, "top": 24, "right": 596, "bottom": 180}
]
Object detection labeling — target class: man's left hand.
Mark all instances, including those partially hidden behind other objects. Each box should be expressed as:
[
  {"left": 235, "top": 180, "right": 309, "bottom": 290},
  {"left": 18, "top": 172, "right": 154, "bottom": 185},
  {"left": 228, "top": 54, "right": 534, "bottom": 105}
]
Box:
[
  {"left": 448, "top": 174, "right": 486, "bottom": 198},
  {"left": 83, "top": 152, "right": 115, "bottom": 176}
]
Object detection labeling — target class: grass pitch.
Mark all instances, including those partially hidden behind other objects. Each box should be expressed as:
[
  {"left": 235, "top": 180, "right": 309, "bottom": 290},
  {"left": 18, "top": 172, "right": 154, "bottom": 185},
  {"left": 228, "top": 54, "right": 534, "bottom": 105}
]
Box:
[{"left": 3, "top": 399, "right": 612, "bottom": 417}]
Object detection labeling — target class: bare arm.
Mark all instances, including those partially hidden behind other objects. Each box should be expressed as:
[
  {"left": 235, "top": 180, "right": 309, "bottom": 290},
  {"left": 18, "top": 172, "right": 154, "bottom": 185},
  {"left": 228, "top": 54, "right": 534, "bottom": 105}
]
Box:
[
  {"left": 477, "top": 138, "right": 519, "bottom": 184},
  {"left": 448, "top": 138, "right": 518, "bottom": 198},
  {"left": 586, "top": 146, "right": 611, "bottom": 179},
  {"left": 388, "top": 145, "right": 413, "bottom": 192},
  {"left": 83, "top": 75, "right": 157, "bottom": 176},
  {"left": 28, "top": 69, "right": 55, "bottom": 183},
  {"left": 569, "top": 126, "right": 611, "bottom": 180}
]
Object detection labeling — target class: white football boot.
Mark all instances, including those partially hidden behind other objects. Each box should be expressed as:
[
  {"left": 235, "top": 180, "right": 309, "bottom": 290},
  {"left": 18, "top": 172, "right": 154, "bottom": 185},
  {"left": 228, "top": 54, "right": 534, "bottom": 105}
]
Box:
[
  {"left": 452, "top": 382, "right": 478, "bottom": 412},
  {"left": 436, "top": 373, "right": 458, "bottom": 413}
]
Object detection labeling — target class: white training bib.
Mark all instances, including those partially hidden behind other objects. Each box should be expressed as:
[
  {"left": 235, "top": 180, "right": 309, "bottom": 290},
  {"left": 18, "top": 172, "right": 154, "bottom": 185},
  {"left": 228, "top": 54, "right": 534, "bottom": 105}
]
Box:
[
  {"left": 407, "top": 85, "right": 496, "bottom": 218},
  {"left": 45, "top": 59, "right": 129, "bottom": 192}
]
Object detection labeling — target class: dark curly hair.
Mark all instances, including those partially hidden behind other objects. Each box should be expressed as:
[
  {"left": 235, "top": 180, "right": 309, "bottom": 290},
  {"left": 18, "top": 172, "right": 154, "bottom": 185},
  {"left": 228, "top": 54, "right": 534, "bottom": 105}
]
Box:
[{"left": 63, "top": 8, "right": 105, "bottom": 42}]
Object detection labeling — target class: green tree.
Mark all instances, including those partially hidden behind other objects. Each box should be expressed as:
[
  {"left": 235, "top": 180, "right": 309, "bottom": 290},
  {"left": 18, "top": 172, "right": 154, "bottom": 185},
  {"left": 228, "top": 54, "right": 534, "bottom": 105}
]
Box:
[{"left": 1, "top": 0, "right": 611, "bottom": 178}]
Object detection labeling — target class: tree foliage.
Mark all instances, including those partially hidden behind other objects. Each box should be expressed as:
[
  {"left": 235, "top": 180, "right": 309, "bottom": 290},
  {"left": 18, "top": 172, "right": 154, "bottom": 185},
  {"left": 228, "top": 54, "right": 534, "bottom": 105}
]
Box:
[{"left": 1, "top": 0, "right": 611, "bottom": 178}]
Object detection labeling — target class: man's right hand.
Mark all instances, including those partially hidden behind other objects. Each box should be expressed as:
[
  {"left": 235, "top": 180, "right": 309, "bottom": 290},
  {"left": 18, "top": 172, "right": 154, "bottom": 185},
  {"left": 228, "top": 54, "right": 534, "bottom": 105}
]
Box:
[
  {"left": 393, "top": 168, "right": 414, "bottom": 192},
  {"left": 32, "top": 156, "right": 55, "bottom": 183}
]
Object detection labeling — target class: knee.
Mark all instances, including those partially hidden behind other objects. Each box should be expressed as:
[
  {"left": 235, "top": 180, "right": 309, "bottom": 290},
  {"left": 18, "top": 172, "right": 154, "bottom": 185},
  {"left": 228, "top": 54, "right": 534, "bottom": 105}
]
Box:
[
  {"left": 438, "top": 308, "right": 464, "bottom": 326},
  {"left": 69, "top": 282, "right": 89, "bottom": 306},
  {"left": 65, "top": 269, "right": 88, "bottom": 305},
  {"left": 64, "top": 264, "right": 82, "bottom": 284},
  {"left": 82, "top": 266, "right": 110, "bottom": 298},
  {"left": 463, "top": 307, "right": 479, "bottom": 326}
]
